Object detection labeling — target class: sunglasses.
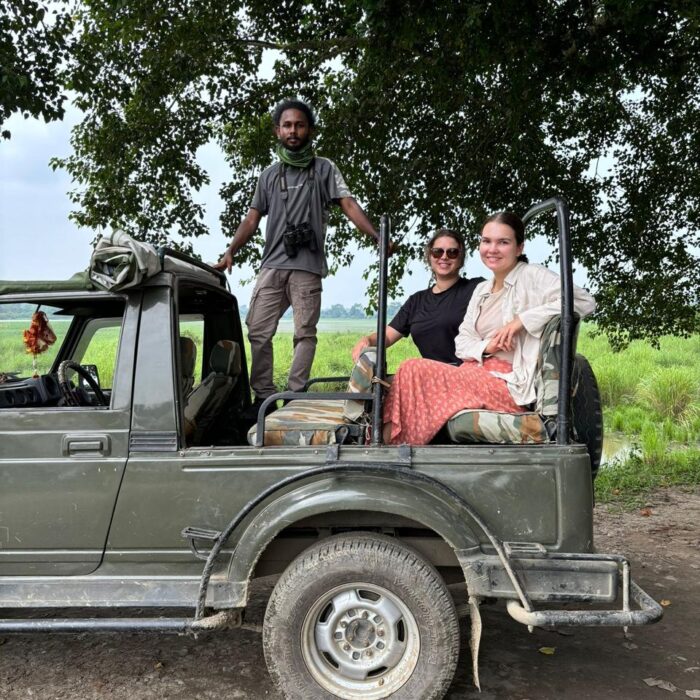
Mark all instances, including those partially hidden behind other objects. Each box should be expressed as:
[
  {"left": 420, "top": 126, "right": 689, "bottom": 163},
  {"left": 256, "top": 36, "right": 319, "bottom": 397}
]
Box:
[{"left": 430, "top": 247, "right": 460, "bottom": 260}]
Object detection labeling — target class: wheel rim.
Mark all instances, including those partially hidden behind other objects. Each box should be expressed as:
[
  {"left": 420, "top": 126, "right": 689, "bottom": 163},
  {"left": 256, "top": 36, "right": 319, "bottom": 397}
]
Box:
[{"left": 301, "top": 582, "right": 420, "bottom": 699}]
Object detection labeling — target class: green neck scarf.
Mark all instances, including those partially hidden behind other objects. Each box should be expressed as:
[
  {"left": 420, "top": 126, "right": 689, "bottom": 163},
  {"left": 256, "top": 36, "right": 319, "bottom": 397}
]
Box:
[{"left": 276, "top": 141, "right": 315, "bottom": 169}]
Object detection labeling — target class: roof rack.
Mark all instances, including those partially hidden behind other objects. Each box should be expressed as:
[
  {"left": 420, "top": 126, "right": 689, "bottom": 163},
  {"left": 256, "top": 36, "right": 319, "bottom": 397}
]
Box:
[{"left": 157, "top": 247, "right": 228, "bottom": 289}]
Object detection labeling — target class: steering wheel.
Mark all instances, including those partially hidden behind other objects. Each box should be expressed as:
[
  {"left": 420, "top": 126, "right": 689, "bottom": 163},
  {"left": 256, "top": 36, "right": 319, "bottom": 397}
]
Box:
[{"left": 57, "top": 361, "right": 109, "bottom": 407}]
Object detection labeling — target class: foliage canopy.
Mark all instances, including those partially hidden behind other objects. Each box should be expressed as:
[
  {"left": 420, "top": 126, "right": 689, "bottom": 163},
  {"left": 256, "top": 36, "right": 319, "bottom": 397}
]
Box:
[
  {"left": 0, "top": 0, "right": 73, "bottom": 139},
  {"left": 4, "top": 1, "right": 700, "bottom": 344}
]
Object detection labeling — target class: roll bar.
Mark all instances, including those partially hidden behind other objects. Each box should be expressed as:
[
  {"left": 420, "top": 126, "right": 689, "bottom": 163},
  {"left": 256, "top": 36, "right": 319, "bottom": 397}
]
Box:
[
  {"left": 371, "top": 215, "right": 391, "bottom": 445},
  {"left": 253, "top": 199, "right": 575, "bottom": 448},
  {"left": 521, "top": 197, "right": 574, "bottom": 445}
]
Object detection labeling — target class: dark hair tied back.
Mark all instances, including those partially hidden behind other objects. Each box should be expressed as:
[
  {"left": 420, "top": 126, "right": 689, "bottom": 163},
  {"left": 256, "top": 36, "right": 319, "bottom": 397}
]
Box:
[{"left": 483, "top": 211, "right": 528, "bottom": 263}]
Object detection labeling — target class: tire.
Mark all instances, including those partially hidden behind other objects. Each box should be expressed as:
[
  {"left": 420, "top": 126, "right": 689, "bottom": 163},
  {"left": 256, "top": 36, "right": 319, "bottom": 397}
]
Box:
[
  {"left": 572, "top": 354, "right": 604, "bottom": 479},
  {"left": 263, "top": 533, "right": 460, "bottom": 700}
]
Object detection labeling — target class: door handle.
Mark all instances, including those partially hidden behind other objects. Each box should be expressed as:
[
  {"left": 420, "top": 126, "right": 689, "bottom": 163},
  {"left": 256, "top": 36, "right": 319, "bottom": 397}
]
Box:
[{"left": 62, "top": 434, "right": 112, "bottom": 457}]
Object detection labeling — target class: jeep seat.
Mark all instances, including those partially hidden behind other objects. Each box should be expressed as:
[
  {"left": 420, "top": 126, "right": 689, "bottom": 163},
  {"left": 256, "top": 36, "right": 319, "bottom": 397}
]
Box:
[
  {"left": 445, "top": 315, "right": 566, "bottom": 444},
  {"left": 185, "top": 340, "right": 241, "bottom": 444},
  {"left": 247, "top": 316, "right": 571, "bottom": 447},
  {"left": 179, "top": 336, "right": 197, "bottom": 397},
  {"left": 246, "top": 352, "right": 374, "bottom": 447},
  {"left": 246, "top": 398, "right": 365, "bottom": 446}
]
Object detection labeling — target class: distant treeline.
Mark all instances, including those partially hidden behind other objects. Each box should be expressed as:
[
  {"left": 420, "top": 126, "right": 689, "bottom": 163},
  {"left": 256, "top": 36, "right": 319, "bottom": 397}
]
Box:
[
  {"left": 0, "top": 303, "right": 36, "bottom": 320},
  {"left": 238, "top": 301, "right": 405, "bottom": 320},
  {"left": 1, "top": 301, "right": 405, "bottom": 321}
]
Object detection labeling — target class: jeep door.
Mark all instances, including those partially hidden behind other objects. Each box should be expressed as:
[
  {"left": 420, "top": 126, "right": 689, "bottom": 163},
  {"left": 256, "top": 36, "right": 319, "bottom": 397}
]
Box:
[{"left": 0, "top": 293, "right": 136, "bottom": 575}]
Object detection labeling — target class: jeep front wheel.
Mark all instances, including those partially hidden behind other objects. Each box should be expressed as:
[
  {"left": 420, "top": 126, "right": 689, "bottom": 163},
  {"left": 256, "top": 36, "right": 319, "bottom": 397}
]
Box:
[{"left": 263, "top": 533, "right": 460, "bottom": 700}]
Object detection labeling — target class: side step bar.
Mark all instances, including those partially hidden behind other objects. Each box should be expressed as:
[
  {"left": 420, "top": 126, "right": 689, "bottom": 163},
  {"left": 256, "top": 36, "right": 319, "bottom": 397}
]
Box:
[{"left": 0, "top": 609, "right": 241, "bottom": 634}]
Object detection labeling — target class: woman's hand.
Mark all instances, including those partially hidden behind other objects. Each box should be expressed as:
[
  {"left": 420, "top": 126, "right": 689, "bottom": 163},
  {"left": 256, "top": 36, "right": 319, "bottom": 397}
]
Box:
[
  {"left": 353, "top": 327, "right": 402, "bottom": 362},
  {"left": 352, "top": 336, "right": 371, "bottom": 363},
  {"left": 486, "top": 316, "right": 524, "bottom": 354}
]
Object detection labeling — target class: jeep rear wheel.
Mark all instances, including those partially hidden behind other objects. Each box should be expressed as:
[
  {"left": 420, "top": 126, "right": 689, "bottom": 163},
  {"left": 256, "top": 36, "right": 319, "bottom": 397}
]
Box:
[
  {"left": 572, "top": 354, "right": 604, "bottom": 479},
  {"left": 263, "top": 533, "right": 459, "bottom": 700}
]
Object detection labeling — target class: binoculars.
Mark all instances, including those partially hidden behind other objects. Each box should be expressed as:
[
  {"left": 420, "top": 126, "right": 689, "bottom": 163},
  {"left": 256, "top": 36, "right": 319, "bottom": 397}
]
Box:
[{"left": 283, "top": 222, "right": 317, "bottom": 258}]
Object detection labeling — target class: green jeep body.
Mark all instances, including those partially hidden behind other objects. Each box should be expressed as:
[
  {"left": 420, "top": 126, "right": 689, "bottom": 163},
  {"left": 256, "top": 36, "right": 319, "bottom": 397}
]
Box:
[{"left": 0, "top": 200, "right": 661, "bottom": 698}]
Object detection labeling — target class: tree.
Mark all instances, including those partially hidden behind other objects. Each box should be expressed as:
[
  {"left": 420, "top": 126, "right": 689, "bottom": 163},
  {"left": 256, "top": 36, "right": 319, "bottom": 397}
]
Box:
[
  {"left": 0, "top": 0, "right": 73, "bottom": 139},
  {"left": 52, "top": 0, "right": 699, "bottom": 344},
  {"left": 322, "top": 304, "right": 349, "bottom": 318},
  {"left": 349, "top": 303, "right": 370, "bottom": 319}
]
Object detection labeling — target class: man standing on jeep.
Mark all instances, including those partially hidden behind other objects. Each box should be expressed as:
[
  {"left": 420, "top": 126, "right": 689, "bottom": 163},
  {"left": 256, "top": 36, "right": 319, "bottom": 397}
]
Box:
[{"left": 215, "top": 99, "right": 383, "bottom": 415}]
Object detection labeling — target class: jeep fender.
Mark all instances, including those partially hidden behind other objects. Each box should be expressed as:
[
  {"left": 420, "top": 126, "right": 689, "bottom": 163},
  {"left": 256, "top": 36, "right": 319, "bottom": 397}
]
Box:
[{"left": 224, "top": 466, "right": 483, "bottom": 590}]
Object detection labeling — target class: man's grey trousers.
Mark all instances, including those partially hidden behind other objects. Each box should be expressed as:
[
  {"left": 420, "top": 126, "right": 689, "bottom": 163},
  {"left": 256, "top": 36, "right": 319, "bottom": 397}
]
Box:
[{"left": 245, "top": 267, "right": 322, "bottom": 399}]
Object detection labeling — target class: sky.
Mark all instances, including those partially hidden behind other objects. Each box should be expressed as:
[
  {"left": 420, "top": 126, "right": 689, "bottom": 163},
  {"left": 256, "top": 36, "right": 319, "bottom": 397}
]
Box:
[
  {"left": 0, "top": 105, "right": 584, "bottom": 308},
  {"left": 0, "top": 105, "right": 416, "bottom": 306}
]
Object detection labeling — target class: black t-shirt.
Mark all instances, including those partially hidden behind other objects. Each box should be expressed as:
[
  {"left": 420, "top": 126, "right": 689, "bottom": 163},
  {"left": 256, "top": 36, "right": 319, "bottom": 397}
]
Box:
[{"left": 389, "top": 276, "right": 484, "bottom": 364}]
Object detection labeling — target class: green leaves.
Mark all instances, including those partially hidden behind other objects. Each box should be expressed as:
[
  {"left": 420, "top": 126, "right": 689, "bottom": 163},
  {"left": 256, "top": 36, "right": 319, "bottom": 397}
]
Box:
[
  {"left": 0, "top": 0, "right": 73, "bottom": 138},
  {"left": 4, "top": 0, "right": 699, "bottom": 342}
]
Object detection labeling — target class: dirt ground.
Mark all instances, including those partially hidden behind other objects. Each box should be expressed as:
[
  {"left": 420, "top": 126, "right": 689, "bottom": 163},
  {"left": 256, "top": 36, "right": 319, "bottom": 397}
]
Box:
[{"left": 0, "top": 487, "right": 698, "bottom": 699}]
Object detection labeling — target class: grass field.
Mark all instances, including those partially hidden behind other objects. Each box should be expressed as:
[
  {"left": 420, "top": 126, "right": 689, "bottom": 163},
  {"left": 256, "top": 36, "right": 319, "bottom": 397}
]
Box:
[
  {"left": 2, "top": 318, "right": 698, "bottom": 504},
  {"left": 575, "top": 328, "right": 700, "bottom": 505}
]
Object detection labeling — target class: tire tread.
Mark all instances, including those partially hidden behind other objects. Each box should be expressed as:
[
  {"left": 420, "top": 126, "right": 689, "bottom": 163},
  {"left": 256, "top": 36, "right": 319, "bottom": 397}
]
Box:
[{"left": 264, "top": 532, "right": 459, "bottom": 700}]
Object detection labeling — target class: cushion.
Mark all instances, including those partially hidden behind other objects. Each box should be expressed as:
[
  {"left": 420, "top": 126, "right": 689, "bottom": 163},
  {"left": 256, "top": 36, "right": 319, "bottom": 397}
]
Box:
[
  {"left": 447, "top": 315, "right": 569, "bottom": 444},
  {"left": 446, "top": 410, "right": 549, "bottom": 444},
  {"left": 343, "top": 349, "right": 376, "bottom": 420},
  {"left": 247, "top": 398, "right": 362, "bottom": 446},
  {"left": 534, "top": 315, "right": 563, "bottom": 417}
]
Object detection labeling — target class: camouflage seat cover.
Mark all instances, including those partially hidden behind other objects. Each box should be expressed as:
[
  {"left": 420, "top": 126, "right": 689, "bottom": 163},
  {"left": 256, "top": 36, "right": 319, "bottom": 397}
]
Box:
[
  {"left": 247, "top": 351, "right": 375, "bottom": 446},
  {"left": 446, "top": 316, "right": 565, "bottom": 444},
  {"left": 343, "top": 349, "right": 376, "bottom": 420},
  {"left": 445, "top": 409, "right": 549, "bottom": 444},
  {"left": 247, "top": 398, "right": 365, "bottom": 446}
]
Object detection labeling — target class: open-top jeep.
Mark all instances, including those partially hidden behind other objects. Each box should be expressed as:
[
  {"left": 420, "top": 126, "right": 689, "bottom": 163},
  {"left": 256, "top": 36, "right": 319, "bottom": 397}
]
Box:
[{"left": 0, "top": 198, "right": 662, "bottom": 699}]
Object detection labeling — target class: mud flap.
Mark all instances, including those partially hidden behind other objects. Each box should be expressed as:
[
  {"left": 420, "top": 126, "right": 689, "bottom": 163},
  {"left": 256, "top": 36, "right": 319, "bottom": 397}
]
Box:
[{"left": 468, "top": 595, "right": 483, "bottom": 691}]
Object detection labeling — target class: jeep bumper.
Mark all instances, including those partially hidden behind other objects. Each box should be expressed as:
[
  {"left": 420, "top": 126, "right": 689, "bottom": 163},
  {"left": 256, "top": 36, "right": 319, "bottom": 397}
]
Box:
[{"left": 458, "top": 547, "right": 664, "bottom": 627}]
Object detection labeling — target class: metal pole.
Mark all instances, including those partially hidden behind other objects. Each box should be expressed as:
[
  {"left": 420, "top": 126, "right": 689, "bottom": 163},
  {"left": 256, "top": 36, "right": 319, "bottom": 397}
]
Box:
[
  {"left": 522, "top": 197, "right": 574, "bottom": 445},
  {"left": 371, "top": 215, "right": 390, "bottom": 445}
]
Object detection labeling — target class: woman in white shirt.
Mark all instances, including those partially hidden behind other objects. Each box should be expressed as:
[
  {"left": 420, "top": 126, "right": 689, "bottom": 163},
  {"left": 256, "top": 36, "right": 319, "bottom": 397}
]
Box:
[{"left": 382, "top": 212, "right": 596, "bottom": 445}]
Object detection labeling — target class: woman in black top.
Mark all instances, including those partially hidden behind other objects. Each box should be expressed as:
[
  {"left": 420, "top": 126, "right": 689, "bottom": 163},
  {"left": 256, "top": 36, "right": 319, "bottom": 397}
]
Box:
[{"left": 352, "top": 229, "right": 483, "bottom": 364}]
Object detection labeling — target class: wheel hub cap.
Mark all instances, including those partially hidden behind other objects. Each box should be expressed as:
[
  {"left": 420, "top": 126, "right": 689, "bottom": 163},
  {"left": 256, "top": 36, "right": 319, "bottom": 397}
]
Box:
[{"left": 301, "top": 583, "right": 420, "bottom": 700}]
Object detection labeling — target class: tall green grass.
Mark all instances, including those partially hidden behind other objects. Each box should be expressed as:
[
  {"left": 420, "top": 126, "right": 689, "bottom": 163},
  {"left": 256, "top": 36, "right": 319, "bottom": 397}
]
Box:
[
  {"left": 579, "top": 327, "right": 700, "bottom": 445},
  {"left": 80, "top": 326, "right": 121, "bottom": 386},
  {"left": 3, "top": 319, "right": 699, "bottom": 456},
  {"left": 595, "top": 447, "right": 700, "bottom": 506},
  {"left": 637, "top": 368, "right": 699, "bottom": 424},
  {"left": 576, "top": 327, "right": 700, "bottom": 504}
]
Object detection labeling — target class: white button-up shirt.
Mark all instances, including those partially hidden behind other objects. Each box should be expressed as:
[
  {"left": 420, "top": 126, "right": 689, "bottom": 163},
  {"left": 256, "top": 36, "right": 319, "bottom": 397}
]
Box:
[{"left": 455, "top": 262, "right": 597, "bottom": 406}]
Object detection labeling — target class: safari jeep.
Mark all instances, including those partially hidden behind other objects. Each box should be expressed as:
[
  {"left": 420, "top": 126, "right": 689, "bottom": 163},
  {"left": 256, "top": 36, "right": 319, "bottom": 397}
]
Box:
[{"left": 0, "top": 198, "right": 662, "bottom": 699}]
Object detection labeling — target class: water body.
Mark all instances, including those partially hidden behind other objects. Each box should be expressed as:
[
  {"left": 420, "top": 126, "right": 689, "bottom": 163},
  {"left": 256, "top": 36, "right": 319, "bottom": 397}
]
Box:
[{"left": 601, "top": 432, "right": 635, "bottom": 466}]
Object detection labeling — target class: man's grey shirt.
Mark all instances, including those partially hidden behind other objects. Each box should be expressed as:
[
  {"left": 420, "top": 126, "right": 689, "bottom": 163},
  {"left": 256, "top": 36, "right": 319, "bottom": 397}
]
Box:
[{"left": 251, "top": 157, "right": 351, "bottom": 277}]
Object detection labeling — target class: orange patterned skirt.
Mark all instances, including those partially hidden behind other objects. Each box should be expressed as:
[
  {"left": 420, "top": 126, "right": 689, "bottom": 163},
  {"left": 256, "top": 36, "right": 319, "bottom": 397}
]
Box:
[{"left": 383, "top": 357, "right": 521, "bottom": 445}]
